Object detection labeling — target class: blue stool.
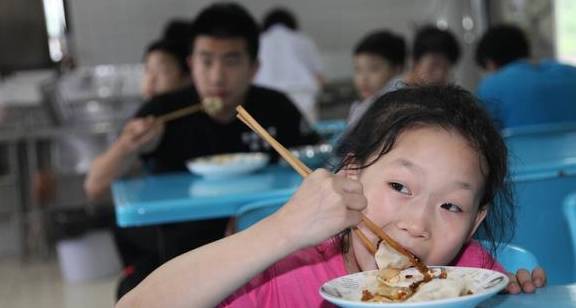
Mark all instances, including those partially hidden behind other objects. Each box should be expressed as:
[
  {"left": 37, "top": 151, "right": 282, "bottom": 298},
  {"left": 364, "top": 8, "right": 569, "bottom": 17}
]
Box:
[
  {"left": 480, "top": 241, "right": 539, "bottom": 273},
  {"left": 235, "top": 195, "right": 290, "bottom": 231}
]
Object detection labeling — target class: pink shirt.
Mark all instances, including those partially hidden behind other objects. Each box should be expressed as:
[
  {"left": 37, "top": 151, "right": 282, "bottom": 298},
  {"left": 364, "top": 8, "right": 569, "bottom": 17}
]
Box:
[{"left": 219, "top": 238, "right": 504, "bottom": 308}]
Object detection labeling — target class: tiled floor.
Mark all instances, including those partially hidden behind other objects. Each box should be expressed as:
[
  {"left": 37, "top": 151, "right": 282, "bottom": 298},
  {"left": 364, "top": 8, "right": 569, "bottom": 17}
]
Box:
[{"left": 0, "top": 258, "right": 118, "bottom": 308}]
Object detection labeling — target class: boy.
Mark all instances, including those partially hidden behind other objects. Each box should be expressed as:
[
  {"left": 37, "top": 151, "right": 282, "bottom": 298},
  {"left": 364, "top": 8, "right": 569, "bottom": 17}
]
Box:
[
  {"left": 348, "top": 30, "right": 406, "bottom": 126},
  {"left": 85, "top": 2, "right": 318, "bottom": 299},
  {"left": 404, "top": 25, "right": 461, "bottom": 86}
]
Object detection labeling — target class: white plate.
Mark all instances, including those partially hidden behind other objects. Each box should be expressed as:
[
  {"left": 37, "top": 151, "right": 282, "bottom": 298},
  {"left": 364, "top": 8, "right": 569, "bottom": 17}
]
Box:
[
  {"left": 320, "top": 266, "right": 508, "bottom": 308},
  {"left": 186, "top": 152, "right": 269, "bottom": 178}
]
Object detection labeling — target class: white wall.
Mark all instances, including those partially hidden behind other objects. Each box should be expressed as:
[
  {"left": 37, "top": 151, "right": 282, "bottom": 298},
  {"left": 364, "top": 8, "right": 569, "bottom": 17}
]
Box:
[{"left": 68, "top": 0, "right": 482, "bottom": 88}]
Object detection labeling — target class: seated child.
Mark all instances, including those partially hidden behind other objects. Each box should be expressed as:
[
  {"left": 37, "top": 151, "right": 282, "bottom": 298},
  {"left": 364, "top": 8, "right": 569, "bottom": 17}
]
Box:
[
  {"left": 117, "top": 85, "right": 546, "bottom": 308},
  {"left": 348, "top": 30, "right": 406, "bottom": 127},
  {"left": 404, "top": 25, "right": 461, "bottom": 86}
]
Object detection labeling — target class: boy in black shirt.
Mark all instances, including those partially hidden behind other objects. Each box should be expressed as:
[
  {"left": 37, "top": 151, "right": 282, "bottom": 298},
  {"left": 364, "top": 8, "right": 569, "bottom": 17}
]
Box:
[{"left": 84, "top": 2, "right": 318, "bottom": 300}]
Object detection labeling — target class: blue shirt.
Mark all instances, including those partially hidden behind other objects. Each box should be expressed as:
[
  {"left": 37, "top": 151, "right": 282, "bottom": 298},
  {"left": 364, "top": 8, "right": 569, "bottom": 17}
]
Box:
[{"left": 476, "top": 59, "right": 576, "bottom": 129}]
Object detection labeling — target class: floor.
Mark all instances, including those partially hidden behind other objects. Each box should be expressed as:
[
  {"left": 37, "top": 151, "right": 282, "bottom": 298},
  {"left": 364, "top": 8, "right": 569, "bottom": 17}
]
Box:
[{"left": 0, "top": 257, "right": 118, "bottom": 308}]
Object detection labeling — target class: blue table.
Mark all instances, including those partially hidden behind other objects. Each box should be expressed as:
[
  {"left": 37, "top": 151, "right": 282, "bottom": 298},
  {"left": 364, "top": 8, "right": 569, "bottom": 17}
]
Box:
[
  {"left": 479, "top": 284, "right": 576, "bottom": 307},
  {"left": 112, "top": 166, "right": 301, "bottom": 227}
]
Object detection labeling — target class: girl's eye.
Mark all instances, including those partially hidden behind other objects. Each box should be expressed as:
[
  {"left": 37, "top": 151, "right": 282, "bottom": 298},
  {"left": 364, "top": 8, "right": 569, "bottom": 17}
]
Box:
[
  {"left": 389, "top": 182, "right": 411, "bottom": 195},
  {"left": 440, "top": 203, "right": 462, "bottom": 213}
]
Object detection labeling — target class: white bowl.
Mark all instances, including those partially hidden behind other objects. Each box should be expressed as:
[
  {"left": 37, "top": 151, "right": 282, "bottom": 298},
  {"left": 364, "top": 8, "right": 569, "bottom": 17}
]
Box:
[
  {"left": 186, "top": 152, "right": 269, "bottom": 178},
  {"left": 320, "top": 266, "right": 508, "bottom": 308}
]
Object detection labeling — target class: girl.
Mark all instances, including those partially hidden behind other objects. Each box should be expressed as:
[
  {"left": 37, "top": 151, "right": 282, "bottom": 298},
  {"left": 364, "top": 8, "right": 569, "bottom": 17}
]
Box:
[{"left": 117, "top": 85, "right": 545, "bottom": 308}]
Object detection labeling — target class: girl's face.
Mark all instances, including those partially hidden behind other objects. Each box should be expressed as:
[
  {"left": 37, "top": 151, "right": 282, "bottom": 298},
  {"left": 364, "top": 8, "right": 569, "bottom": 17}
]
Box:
[
  {"left": 141, "top": 50, "right": 190, "bottom": 99},
  {"left": 353, "top": 53, "right": 400, "bottom": 100},
  {"left": 349, "top": 126, "right": 487, "bottom": 270}
]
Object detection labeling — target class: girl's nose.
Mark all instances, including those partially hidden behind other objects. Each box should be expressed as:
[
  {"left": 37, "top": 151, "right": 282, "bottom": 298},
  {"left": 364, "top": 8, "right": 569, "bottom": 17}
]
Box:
[{"left": 395, "top": 200, "right": 431, "bottom": 239}]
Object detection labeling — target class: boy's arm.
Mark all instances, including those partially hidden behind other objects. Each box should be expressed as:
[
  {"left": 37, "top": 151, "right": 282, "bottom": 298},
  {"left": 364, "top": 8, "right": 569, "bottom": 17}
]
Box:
[{"left": 84, "top": 117, "right": 163, "bottom": 201}]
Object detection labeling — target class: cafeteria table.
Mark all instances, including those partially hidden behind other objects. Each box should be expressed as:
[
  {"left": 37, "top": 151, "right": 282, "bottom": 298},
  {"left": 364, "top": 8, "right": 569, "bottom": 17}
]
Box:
[
  {"left": 480, "top": 283, "right": 576, "bottom": 307},
  {"left": 112, "top": 165, "right": 301, "bottom": 227}
]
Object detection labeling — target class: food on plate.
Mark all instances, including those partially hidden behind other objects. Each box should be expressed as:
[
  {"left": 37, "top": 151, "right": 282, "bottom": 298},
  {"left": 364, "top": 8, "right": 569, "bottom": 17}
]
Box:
[
  {"left": 361, "top": 241, "right": 473, "bottom": 303},
  {"left": 200, "top": 153, "right": 238, "bottom": 164},
  {"left": 374, "top": 240, "right": 413, "bottom": 270}
]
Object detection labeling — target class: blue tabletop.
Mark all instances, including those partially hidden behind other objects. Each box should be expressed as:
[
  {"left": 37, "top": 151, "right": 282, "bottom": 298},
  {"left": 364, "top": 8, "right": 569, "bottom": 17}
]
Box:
[
  {"left": 479, "top": 284, "right": 576, "bottom": 307},
  {"left": 112, "top": 165, "right": 301, "bottom": 227}
]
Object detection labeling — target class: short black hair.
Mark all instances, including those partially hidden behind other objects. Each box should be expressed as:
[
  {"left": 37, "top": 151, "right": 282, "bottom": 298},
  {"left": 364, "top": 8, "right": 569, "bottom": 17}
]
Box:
[
  {"left": 354, "top": 30, "right": 406, "bottom": 68},
  {"left": 145, "top": 39, "right": 190, "bottom": 74},
  {"left": 475, "top": 24, "right": 530, "bottom": 69},
  {"left": 162, "top": 19, "right": 192, "bottom": 42},
  {"left": 189, "top": 2, "right": 259, "bottom": 62},
  {"left": 262, "top": 7, "right": 298, "bottom": 32},
  {"left": 412, "top": 25, "right": 461, "bottom": 64}
]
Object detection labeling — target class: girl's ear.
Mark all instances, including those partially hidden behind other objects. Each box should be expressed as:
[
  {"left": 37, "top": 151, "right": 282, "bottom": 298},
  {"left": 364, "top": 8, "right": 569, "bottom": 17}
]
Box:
[{"left": 466, "top": 206, "right": 488, "bottom": 242}]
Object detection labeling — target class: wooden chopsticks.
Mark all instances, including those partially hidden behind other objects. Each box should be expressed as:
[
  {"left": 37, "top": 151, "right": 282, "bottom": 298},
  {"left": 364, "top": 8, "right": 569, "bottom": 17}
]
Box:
[
  {"left": 235, "top": 105, "right": 429, "bottom": 276},
  {"left": 236, "top": 106, "right": 311, "bottom": 176},
  {"left": 157, "top": 104, "right": 203, "bottom": 123},
  {"left": 353, "top": 228, "right": 377, "bottom": 254},
  {"left": 157, "top": 98, "right": 223, "bottom": 124}
]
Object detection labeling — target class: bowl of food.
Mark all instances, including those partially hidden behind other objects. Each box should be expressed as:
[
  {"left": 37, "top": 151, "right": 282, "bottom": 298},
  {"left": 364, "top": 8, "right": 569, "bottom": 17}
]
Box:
[
  {"left": 320, "top": 228, "right": 508, "bottom": 308},
  {"left": 320, "top": 266, "right": 508, "bottom": 308},
  {"left": 186, "top": 152, "right": 269, "bottom": 178}
]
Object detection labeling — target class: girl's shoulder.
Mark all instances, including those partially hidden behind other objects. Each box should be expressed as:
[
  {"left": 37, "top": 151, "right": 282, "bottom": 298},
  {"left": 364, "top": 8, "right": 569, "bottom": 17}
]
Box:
[{"left": 452, "top": 240, "right": 505, "bottom": 273}]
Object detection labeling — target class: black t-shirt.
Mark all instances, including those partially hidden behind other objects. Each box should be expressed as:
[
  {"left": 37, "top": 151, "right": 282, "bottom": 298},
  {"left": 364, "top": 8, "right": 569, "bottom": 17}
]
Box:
[
  {"left": 135, "top": 85, "right": 319, "bottom": 174},
  {"left": 115, "top": 85, "right": 318, "bottom": 293}
]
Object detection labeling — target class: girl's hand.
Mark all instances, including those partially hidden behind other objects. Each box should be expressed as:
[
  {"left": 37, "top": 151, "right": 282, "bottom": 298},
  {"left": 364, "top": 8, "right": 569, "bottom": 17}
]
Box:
[
  {"left": 505, "top": 267, "right": 546, "bottom": 294},
  {"left": 270, "top": 169, "right": 367, "bottom": 250}
]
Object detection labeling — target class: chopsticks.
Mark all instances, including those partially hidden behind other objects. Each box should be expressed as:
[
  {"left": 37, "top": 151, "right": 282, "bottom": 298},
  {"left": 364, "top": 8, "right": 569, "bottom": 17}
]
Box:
[
  {"left": 236, "top": 107, "right": 311, "bottom": 176},
  {"left": 157, "top": 104, "right": 203, "bottom": 123},
  {"left": 353, "top": 228, "right": 377, "bottom": 254},
  {"left": 157, "top": 98, "right": 223, "bottom": 124},
  {"left": 235, "top": 105, "right": 429, "bottom": 275}
]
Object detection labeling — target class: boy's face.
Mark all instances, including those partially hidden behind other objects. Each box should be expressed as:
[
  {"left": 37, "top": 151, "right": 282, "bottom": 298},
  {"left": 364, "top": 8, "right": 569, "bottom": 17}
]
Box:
[
  {"left": 348, "top": 126, "right": 487, "bottom": 270},
  {"left": 354, "top": 53, "right": 400, "bottom": 101},
  {"left": 412, "top": 53, "right": 453, "bottom": 85},
  {"left": 189, "top": 36, "right": 258, "bottom": 118},
  {"left": 142, "top": 50, "right": 190, "bottom": 99}
]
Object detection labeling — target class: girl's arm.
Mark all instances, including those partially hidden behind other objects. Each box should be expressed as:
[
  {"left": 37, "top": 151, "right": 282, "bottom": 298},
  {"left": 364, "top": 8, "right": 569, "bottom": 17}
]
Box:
[{"left": 116, "top": 169, "right": 367, "bottom": 308}]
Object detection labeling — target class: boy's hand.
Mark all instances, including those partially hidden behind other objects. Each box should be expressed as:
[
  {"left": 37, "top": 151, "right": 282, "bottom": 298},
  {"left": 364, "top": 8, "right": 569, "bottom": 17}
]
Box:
[
  {"left": 117, "top": 116, "right": 164, "bottom": 154},
  {"left": 505, "top": 267, "right": 546, "bottom": 294}
]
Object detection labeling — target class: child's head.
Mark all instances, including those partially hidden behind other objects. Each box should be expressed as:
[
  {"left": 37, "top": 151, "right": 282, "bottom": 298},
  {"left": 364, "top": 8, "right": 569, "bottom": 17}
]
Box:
[
  {"left": 336, "top": 85, "right": 513, "bottom": 267},
  {"left": 188, "top": 2, "right": 260, "bottom": 116},
  {"left": 475, "top": 24, "right": 530, "bottom": 72},
  {"left": 410, "top": 26, "right": 460, "bottom": 85},
  {"left": 141, "top": 40, "right": 191, "bottom": 99},
  {"left": 353, "top": 30, "right": 406, "bottom": 100},
  {"left": 262, "top": 7, "right": 299, "bottom": 32}
]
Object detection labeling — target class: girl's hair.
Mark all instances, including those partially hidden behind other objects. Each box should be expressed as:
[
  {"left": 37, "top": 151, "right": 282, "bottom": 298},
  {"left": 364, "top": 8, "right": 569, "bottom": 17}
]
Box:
[{"left": 335, "top": 85, "right": 514, "bottom": 261}]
